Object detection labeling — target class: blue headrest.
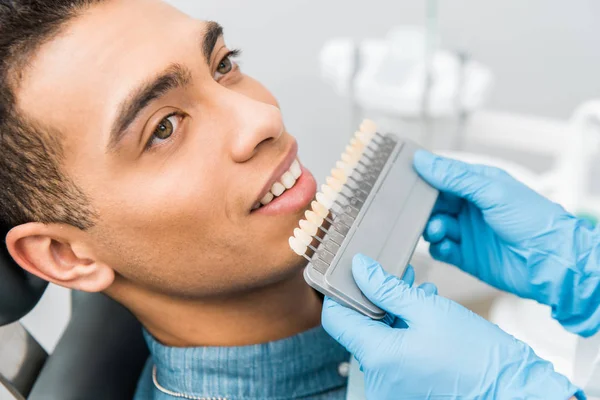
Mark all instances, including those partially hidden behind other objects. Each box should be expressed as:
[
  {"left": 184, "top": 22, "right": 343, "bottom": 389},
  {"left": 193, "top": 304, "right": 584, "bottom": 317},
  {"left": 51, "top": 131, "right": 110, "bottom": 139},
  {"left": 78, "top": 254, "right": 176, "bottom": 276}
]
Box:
[{"left": 0, "top": 222, "right": 48, "bottom": 326}]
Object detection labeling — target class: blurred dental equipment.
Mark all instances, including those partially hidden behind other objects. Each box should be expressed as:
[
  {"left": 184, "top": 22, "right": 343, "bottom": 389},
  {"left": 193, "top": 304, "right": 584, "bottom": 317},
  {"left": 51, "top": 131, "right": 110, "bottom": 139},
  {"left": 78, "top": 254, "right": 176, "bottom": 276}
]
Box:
[{"left": 320, "top": 27, "right": 493, "bottom": 121}]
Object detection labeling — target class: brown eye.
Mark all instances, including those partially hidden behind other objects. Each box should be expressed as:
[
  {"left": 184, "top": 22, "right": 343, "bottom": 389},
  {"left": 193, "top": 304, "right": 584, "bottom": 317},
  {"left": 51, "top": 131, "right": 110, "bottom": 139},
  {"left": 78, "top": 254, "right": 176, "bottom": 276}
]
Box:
[
  {"left": 154, "top": 116, "right": 175, "bottom": 140},
  {"left": 217, "top": 57, "right": 233, "bottom": 75}
]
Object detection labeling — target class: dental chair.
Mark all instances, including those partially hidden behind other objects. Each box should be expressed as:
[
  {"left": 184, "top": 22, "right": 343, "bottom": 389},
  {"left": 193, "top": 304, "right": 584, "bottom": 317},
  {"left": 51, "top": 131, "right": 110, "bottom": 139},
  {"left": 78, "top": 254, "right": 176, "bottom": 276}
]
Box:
[{"left": 0, "top": 223, "right": 149, "bottom": 400}]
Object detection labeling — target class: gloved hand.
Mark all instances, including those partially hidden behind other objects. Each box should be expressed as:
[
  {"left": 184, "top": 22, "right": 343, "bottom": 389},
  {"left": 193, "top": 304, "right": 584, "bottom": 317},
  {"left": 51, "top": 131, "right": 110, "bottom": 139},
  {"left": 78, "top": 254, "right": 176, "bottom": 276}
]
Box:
[
  {"left": 413, "top": 150, "right": 600, "bottom": 337},
  {"left": 322, "top": 254, "right": 584, "bottom": 400}
]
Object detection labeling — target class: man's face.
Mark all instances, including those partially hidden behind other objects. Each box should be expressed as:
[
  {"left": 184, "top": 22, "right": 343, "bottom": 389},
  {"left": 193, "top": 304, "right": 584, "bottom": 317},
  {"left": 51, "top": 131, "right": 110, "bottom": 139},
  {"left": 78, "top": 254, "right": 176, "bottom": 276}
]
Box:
[{"left": 16, "top": 0, "right": 316, "bottom": 297}]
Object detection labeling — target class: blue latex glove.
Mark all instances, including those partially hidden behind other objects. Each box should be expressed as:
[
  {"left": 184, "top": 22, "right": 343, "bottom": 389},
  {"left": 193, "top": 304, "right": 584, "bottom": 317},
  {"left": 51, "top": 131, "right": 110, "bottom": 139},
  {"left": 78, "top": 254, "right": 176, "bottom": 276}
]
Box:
[
  {"left": 413, "top": 150, "right": 600, "bottom": 337},
  {"left": 322, "top": 254, "right": 584, "bottom": 400}
]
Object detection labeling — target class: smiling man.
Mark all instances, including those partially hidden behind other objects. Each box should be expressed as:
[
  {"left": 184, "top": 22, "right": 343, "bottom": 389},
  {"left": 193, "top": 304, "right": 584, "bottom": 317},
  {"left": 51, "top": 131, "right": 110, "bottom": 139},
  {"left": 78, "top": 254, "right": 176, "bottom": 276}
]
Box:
[{"left": 0, "top": 0, "right": 350, "bottom": 398}]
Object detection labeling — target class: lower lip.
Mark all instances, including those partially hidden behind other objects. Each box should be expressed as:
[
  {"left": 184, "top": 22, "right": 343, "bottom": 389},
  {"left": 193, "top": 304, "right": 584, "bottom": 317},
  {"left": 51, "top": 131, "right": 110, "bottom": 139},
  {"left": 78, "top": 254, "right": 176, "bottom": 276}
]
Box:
[{"left": 252, "top": 165, "right": 317, "bottom": 216}]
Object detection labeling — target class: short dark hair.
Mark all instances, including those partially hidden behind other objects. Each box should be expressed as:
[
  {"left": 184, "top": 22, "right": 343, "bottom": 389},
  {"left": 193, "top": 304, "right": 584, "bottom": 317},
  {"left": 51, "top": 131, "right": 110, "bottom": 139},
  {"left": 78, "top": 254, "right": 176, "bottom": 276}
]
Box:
[{"left": 0, "top": 0, "right": 103, "bottom": 230}]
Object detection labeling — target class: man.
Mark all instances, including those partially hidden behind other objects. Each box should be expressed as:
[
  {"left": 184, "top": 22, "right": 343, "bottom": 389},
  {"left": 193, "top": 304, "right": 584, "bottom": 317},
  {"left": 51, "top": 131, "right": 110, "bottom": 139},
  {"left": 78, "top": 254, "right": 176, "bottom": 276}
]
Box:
[{"left": 0, "top": 0, "right": 349, "bottom": 398}]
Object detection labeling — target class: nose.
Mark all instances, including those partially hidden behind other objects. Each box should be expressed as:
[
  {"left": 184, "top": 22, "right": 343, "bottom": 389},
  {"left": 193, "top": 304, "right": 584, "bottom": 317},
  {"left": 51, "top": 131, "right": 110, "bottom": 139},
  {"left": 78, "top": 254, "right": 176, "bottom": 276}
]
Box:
[{"left": 220, "top": 90, "right": 284, "bottom": 163}]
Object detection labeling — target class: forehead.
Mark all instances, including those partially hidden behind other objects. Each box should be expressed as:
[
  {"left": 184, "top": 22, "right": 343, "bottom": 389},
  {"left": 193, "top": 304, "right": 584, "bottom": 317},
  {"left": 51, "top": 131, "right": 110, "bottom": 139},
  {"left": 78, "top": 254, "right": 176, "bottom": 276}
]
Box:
[{"left": 16, "top": 0, "right": 204, "bottom": 151}]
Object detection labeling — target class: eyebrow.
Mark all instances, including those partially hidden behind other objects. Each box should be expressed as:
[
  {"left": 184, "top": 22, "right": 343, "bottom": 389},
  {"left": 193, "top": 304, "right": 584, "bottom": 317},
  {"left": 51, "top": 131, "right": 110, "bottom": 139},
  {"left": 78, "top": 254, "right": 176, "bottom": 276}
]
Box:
[{"left": 107, "top": 22, "right": 224, "bottom": 152}]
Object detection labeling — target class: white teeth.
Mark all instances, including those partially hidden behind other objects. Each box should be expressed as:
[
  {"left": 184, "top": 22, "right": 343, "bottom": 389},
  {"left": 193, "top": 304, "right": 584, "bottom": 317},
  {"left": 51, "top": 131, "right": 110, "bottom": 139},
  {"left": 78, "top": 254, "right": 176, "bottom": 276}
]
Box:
[
  {"left": 290, "top": 160, "right": 302, "bottom": 179},
  {"left": 289, "top": 236, "right": 307, "bottom": 256},
  {"left": 316, "top": 192, "right": 334, "bottom": 209},
  {"left": 294, "top": 227, "right": 313, "bottom": 246},
  {"left": 300, "top": 219, "right": 318, "bottom": 236},
  {"left": 260, "top": 192, "right": 274, "bottom": 205},
  {"left": 271, "top": 182, "right": 285, "bottom": 196},
  {"left": 311, "top": 201, "right": 329, "bottom": 219},
  {"left": 281, "top": 172, "right": 296, "bottom": 189},
  {"left": 262, "top": 160, "right": 302, "bottom": 204}
]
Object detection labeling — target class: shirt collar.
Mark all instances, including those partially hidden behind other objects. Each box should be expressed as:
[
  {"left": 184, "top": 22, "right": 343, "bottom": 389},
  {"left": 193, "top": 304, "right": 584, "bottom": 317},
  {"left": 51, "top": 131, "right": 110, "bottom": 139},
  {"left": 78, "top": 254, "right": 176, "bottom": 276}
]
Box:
[{"left": 144, "top": 326, "right": 350, "bottom": 400}]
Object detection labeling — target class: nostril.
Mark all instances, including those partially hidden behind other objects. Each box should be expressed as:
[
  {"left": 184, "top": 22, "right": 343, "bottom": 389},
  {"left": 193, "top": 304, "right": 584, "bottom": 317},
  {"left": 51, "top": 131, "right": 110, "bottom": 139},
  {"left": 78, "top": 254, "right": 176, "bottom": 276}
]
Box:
[{"left": 256, "top": 137, "right": 273, "bottom": 150}]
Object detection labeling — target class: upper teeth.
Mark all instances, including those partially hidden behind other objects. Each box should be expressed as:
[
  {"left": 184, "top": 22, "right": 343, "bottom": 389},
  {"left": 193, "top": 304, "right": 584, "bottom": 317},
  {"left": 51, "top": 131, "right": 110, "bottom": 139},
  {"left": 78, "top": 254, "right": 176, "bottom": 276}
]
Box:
[{"left": 258, "top": 159, "right": 302, "bottom": 207}]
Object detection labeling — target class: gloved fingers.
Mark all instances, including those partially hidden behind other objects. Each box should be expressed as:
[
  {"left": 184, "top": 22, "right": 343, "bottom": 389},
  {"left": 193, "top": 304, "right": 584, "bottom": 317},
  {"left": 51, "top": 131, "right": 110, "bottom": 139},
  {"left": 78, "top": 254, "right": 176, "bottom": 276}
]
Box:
[
  {"left": 432, "top": 191, "right": 464, "bottom": 215},
  {"left": 352, "top": 254, "right": 425, "bottom": 324},
  {"left": 413, "top": 150, "right": 503, "bottom": 210},
  {"left": 401, "top": 264, "right": 415, "bottom": 286},
  {"left": 423, "top": 214, "right": 461, "bottom": 244},
  {"left": 429, "top": 239, "right": 463, "bottom": 267},
  {"left": 321, "top": 297, "right": 389, "bottom": 363},
  {"left": 418, "top": 282, "right": 438, "bottom": 295}
]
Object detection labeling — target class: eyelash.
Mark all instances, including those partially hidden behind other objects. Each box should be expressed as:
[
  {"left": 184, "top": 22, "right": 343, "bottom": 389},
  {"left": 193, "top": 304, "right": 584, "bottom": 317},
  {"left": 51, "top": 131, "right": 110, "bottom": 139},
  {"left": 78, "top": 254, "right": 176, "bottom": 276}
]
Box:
[
  {"left": 223, "top": 49, "right": 242, "bottom": 65},
  {"left": 145, "top": 111, "right": 184, "bottom": 151},
  {"left": 215, "top": 49, "right": 242, "bottom": 79},
  {"left": 144, "top": 49, "right": 243, "bottom": 151}
]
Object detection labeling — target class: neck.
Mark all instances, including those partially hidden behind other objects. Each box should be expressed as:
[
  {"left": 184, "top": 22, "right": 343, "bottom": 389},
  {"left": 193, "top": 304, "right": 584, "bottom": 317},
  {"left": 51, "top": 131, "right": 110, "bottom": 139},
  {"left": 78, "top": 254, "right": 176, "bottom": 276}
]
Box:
[{"left": 109, "top": 269, "right": 323, "bottom": 347}]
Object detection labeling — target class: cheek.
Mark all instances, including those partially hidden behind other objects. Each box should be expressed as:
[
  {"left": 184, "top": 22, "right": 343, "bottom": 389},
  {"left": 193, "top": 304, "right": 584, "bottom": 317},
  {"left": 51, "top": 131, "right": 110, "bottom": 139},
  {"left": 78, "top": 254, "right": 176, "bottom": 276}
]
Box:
[{"left": 230, "top": 75, "right": 280, "bottom": 109}]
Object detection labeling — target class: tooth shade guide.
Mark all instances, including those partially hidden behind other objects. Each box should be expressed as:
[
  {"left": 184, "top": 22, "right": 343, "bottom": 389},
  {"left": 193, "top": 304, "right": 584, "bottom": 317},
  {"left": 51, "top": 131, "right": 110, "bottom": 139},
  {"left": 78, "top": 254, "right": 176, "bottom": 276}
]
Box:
[
  {"left": 305, "top": 210, "right": 324, "bottom": 227},
  {"left": 299, "top": 219, "right": 318, "bottom": 236},
  {"left": 331, "top": 168, "right": 347, "bottom": 183},
  {"left": 294, "top": 227, "right": 313, "bottom": 247},
  {"left": 336, "top": 161, "right": 354, "bottom": 176},
  {"left": 315, "top": 192, "right": 334, "bottom": 210},
  {"left": 341, "top": 153, "right": 360, "bottom": 166},
  {"left": 359, "top": 119, "right": 377, "bottom": 135},
  {"left": 321, "top": 184, "right": 339, "bottom": 201},
  {"left": 326, "top": 176, "right": 344, "bottom": 192},
  {"left": 288, "top": 236, "right": 307, "bottom": 257},
  {"left": 311, "top": 200, "right": 331, "bottom": 220}
]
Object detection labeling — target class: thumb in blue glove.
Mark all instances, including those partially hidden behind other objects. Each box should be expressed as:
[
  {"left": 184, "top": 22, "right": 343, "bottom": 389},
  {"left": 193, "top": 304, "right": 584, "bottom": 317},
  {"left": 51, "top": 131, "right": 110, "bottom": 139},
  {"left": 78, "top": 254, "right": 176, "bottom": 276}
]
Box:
[{"left": 322, "top": 254, "right": 584, "bottom": 400}]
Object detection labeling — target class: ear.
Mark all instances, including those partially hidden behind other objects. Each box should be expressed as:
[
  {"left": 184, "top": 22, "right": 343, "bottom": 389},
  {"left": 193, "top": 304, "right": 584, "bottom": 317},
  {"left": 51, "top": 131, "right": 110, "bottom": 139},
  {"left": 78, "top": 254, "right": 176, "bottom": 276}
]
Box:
[{"left": 5, "top": 223, "right": 114, "bottom": 292}]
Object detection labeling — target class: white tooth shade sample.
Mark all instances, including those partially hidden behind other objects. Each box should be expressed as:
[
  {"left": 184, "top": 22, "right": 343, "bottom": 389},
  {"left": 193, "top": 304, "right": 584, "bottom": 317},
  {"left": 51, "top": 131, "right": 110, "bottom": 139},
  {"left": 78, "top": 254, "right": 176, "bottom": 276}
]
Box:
[
  {"left": 351, "top": 137, "right": 365, "bottom": 150},
  {"left": 299, "top": 219, "right": 319, "bottom": 236},
  {"left": 305, "top": 210, "right": 323, "bottom": 226},
  {"left": 290, "top": 160, "right": 302, "bottom": 179},
  {"left": 360, "top": 119, "right": 377, "bottom": 135},
  {"left": 321, "top": 184, "right": 339, "bottom": 201},
  {"left": 260, "top": 192, "right": 274, "bottom": 205},
  {"left": 316, "top": 192, "right": 334, "bottom": 209},
  {"left": 294, "top": 228, "right": 313, "bottom": 246},
  {"left": 289, "top": 236, "right": 307, "bottom": 256},
  {"left": 355, "top": 131, "right": 371, "bottom": 145},
  {"left": 311, "top": 201, "right": 329, "bottom": 219},
  {"left": 331, "top": 168, "right": 347, "bottom": 183},
  {"left": 336, "top": 161, "right": 354, "bottom": 176},
  {"left": 346, "top": 144, "right": 358, "bottom": 155},
  {"left": 341, "top": 153, "right": 356, "bottom": 166},
  {"left": 271, "top": 182, "right": 285, "bottom": 196},
  {"left": 281, "top": 172, "right": 296, "bottom": 189},
  {"left": 326, "top": 177, "right": 344, "bottom": 192}
]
